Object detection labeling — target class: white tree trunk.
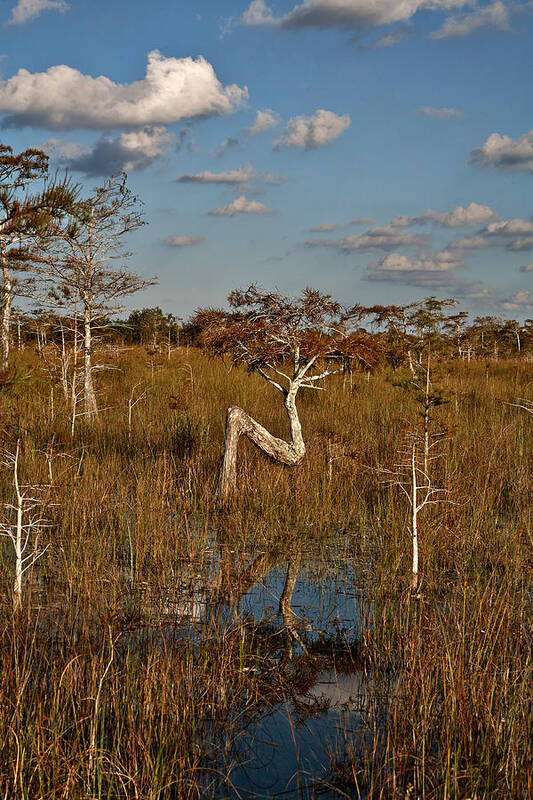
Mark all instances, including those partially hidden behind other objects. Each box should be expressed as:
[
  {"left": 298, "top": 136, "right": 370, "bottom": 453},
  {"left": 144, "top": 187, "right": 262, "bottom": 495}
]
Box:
[
  {"left": 1, "top": 235, "right": 11, "bottom": 372},
  {"left": 218, "top": 387, "right": 305, "bottom": 498},
  {"left": 411, "top": 443, "right": 419, "bottom": 592},
  {"left": 83, "top": 303, "right": 97, "bottom": 415}
]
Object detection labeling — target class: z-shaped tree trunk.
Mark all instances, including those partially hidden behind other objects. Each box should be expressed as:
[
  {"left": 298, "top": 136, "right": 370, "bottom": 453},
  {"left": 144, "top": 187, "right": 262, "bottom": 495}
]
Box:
[{"left": 218, "top": 385, "right": 305, "bottom": 498}]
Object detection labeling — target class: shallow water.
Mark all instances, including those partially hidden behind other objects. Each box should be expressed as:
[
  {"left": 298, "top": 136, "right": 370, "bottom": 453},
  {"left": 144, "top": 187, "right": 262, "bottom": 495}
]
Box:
[
  {"left": 176, "top": 547, "right": 370, "bottom": 799},
  {"left": 35, "top": 539, "right": 372, "bottom": 798}
]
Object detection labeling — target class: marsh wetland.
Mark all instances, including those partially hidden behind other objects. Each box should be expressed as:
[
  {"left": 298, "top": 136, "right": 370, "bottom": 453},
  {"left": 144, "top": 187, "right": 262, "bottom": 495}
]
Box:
[{"left": 0, "top": 343, "right": 531, "bottom": 799}]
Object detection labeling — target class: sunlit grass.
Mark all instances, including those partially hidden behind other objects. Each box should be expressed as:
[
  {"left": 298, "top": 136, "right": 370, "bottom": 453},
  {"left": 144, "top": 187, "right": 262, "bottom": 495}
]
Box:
[{"left": 0, "top": 345, "right": 531, "bottom": 798}]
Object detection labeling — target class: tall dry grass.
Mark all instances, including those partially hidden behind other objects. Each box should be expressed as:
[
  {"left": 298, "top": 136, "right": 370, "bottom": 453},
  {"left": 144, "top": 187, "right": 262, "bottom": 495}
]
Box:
[{"left": 0, "top": 345, "right": 530, "bottom": 798}]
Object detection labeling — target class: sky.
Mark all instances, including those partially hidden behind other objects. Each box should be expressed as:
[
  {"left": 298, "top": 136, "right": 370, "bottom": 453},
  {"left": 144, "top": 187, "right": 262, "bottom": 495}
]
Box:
[{"left": 1, "top": 0, "right": 532, "bottom": 319}]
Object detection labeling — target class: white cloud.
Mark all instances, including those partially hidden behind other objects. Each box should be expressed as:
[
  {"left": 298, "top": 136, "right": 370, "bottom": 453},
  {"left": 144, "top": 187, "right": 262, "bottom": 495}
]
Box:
[
  {"left": 371, "top": 250, "right": 461, "bottom": 272},
  {"left": 448, "top": 235, "right": 495, "bottom": 250},
  {"left": 390, "top": 203, "right": 499, "bottom": 229},
  {"left": 43, "top": 127, "right": 172, "bottom": 176},
  {"left": 448, "top": 217, "right": 533, "bottom": 253},
  {"left": 470, "top": 129, "right": 533, "bottom": 172},
  {"left": 242, "top": 0, "right": 276, "bottom": 25},
  {"left": 499, "top": 290, "right": 533, "bottom": 311},
  {"left": 519, "top": 263, "right": 533, "bottom": 272},
  {"left": 243, "top": 0, "right": 470, "bottom": 31},
  {"left": 248, "top": 109, "right": 280, "bottom": 136},
  {"left": 432, "top": 1, "right": 509, "bottom": 38},
  {"left": 165, "top": 235, "right": 205, "bottom": 247},
  {"left": 40, "top": 137, "right": 85, "bottom": 162},
  {"left": 8, "top": 0, "right": 68, "bottom": 25},
  {"left": 420, "top": 106, "right": 464, "bottom": 119},
  {"left": 365, "top": 249, "right": 463, "bottom": 286},
  {"left": 176, "top": 164, "right": 277, "bottom": 184},
  {"left": 485, "top": 219, "right": 533, "bottom": 237},
  {"left": 207, "top": 194, "right": 273, "bottom": 216},
  {"left": 0, "top": 50, "right": 248, "bottom": 130},
  {"left": 274, "top": 109, "right": 350, "bottom": 150},
  {"left": 307, "top": 224, "right": 425, "bottom": 251},
  {"left": 415, "top": 202, "right": 499, "bottom": 227}
]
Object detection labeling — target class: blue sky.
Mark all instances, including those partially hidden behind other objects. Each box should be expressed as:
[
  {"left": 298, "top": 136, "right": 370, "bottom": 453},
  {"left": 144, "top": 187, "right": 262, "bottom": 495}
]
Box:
[{"left": 1, "top": 0, "right": 532, "bottom": 318}]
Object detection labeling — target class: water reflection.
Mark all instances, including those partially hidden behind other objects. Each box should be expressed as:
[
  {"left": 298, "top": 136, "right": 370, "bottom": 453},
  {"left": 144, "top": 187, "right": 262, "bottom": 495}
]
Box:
[
  {"left": 158, "top": 541, "right": 365, "bottom": 799},
  {"left": 115, "top": 538, "right": 368, "bottom": 798}
]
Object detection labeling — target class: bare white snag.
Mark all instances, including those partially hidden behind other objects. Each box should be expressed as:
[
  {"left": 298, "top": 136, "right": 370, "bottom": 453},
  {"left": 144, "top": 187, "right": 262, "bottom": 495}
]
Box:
[
  {"left": 127, "top": 382, "right": 147, "bottom": 439},
  {"left": 381, "top": 433, "right": 447, "bottom": 594},
  {"left": 0, "top": 442, "right": 49, "bottom": 611},
  {"left": 1, "top": 234, "right": 11, "bottom": 372}
]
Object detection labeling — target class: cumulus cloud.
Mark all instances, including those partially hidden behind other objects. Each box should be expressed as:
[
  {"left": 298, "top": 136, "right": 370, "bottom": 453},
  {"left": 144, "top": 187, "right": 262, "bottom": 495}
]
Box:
[
  {"left": 247, "top": 109, "right": 280, "bottom": 136},
  {"left": 448, "top": 235, "right": 495, "bottom": 251},
  {"left": 519, "top": 263, "right": 533, "bottom": 272},
  {"left": 176, "top": 164, "right": 277, "bottom": 185},
  {"left": 307, "top": 224, "right": 425, "bottom": 251},
  {"left": 432, "top": 1, "right": 509, "bottom": 38},
  {"left": 371, "top": 249, "right": 461, "bottom": 272},
  {"left": 365, "top": 249, "right": 463, "bottom": 286},
  {"left": 40, "top": 137, "right": 85, "bottom": 162},
  {"left": 7, "top": 0, "right": 68, "bottom": 25},
  {"left": 0, "top": 50, "right": 248, "bottom": 130},
  {"left": 470, "top": 129, "right": 533, "bottom": 172},
  {"left": 274, "top": 109, "right": 350, "bottom": 150},
  {"left": 390, "top": 203, "right": 499, "bottom": 229},
  {"left": 243, "top": 0, "right": 470, "bottom": 31},
  {"left": 485, "top": 218, "right": 533, "bottom": 237},
  {"left": 448, "top": 217, "right": 533, "bottom": 253},
  {"left": 43, "top": 127, "right": 172, "bottom": 176},
  {"left": 165, "top": 235, "right": 205, "bottom": 247},
  {"left": 420, "top": 106, "right": 464, "bottom": 119},
  {"left": 242, "top": 0, "right": 276, "bottom": 25},
  {"left": 415, "top": 202, "right": 499, "bottom": 227},
  {"left": 207, "top": 194, "right": 273, "bottom": 216},
  {"left": 499, "top": 289, "right": 533, "bottom": 311}
]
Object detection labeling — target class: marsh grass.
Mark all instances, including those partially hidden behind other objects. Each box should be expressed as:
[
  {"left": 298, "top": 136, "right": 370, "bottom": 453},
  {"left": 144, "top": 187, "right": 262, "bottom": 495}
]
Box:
[{"left": 0, "top": 346, "right": 531, "bottom": 798}]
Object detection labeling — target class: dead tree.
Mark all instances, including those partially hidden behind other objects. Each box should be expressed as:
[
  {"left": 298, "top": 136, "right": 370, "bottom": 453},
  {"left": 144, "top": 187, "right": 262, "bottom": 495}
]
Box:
[
  {"left": 381, "top": 432, "right": 447, "bottom": 594},
  {"left": 195, "top": 286, "right": 378, "bottom": 498},
  {"left": 0, "top": 441, "right": 49, "bottom": 611},
  {"left": 28, "top": 173, "right": 155, "bottom": 415}
]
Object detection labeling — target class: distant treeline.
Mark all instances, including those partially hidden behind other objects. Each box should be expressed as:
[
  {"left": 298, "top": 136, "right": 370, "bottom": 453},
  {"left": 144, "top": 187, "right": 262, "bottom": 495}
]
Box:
[{"left": 9, "top": 302, "right": 533, "bottom": 362}]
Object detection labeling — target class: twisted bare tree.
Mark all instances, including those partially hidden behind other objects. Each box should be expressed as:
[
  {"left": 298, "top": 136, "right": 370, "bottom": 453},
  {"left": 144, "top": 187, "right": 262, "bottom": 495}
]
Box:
[{"left": 195, "top": 286, "right": 379, "bottom": 497}]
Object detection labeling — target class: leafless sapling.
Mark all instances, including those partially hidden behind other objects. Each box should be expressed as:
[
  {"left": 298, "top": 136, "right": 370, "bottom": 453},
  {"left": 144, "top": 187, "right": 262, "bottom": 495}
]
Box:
[
  {"left": 0, "top": 441, "right": 50, "bottom": 611},
  {"left": 381, "top": 432, "right": 448, "bottom": 593}
]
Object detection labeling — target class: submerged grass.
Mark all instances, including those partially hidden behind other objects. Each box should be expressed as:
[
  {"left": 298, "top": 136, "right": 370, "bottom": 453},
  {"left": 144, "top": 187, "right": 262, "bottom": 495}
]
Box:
[{"left": 0, "top": 346, "right": 531, "bottom": 798}]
